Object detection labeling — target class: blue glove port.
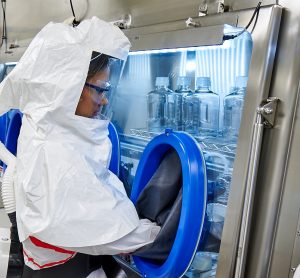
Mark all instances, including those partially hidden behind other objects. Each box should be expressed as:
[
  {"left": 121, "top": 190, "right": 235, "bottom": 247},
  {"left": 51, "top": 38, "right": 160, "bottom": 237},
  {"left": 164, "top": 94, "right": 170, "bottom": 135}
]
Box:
[{"left": 131, "top": 130, "right": 207, "bottom": 278}]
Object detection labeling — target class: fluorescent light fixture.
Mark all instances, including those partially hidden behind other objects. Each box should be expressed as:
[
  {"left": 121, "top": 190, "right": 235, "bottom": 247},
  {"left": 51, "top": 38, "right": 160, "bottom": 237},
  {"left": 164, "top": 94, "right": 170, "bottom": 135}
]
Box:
[
  {"left": 129, "top": 43, "right": 232, "bottom": 56},
  {"left": 5, "top": 62, "right": 17, "bottom": 66},
  {"left": 128, "top": 25, "right": 251, "bottom": 56}
]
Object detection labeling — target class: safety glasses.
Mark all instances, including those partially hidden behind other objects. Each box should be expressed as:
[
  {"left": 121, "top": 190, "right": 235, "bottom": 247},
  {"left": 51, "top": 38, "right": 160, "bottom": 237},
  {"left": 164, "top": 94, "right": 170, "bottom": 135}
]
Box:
[{"left": 85, "top": 80, "right": 111, "bottom": 94}]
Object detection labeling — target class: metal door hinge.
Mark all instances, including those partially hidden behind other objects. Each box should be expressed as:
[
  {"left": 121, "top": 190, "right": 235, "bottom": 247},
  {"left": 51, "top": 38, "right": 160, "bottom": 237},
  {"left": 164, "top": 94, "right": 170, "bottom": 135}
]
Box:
[
  {"left": 186, "top": 17, "right": 201, "bottom": 27},
  {"left": 199, "top": 0, "right": 225, "bottom": 16},
  {"left": 256, "top": 97, "right": 279, "bottom": 128}
]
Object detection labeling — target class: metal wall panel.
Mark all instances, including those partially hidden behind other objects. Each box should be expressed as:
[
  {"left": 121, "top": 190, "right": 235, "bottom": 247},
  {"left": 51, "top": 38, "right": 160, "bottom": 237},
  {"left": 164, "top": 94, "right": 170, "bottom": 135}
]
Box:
[
  {"left": 0, "top": 0, "right": 200, "bottom": 42},
  {"left": 0, "top": 0, "right": 228, "bottom": 62},
  {"left": 240, "top": 1, "right": 300, "bottom": 277}
]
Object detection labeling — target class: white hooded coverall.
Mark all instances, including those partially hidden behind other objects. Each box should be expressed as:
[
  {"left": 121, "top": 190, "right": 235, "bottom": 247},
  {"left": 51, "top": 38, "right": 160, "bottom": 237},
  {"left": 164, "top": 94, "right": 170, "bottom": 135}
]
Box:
[{"left": 0, "top": 17, "right": 159, "bottom": 270}]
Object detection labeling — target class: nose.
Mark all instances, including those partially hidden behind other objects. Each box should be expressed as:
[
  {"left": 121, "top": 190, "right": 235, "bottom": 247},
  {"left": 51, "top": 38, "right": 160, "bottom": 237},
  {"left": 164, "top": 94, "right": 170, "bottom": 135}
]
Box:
[
  {"left": 93, "top": 93, "right": 108, "bottom": 106},
  {"left": 101, "top": 96, "right": 108, "bottom": 106}
]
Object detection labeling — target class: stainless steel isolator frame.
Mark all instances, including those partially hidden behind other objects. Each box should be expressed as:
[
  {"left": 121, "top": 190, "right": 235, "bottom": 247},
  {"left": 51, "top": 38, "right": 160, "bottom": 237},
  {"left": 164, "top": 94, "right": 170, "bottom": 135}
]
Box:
[{"left": 234, "top": 97, "right": 279, "bottom": 278}]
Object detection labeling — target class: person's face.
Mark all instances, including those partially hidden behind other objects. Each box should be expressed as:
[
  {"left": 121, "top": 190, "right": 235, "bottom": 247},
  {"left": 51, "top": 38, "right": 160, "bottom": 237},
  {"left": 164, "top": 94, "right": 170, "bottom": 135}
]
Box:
[{"left": 75, "top": 68, "right": 110, "bottom": 118}]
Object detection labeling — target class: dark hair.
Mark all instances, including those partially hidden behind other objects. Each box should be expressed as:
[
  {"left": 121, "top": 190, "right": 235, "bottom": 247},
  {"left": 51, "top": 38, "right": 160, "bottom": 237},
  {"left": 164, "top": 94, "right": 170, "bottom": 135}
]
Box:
[{"left": 87, "top": 51, "right": 111, "bottom": 80}]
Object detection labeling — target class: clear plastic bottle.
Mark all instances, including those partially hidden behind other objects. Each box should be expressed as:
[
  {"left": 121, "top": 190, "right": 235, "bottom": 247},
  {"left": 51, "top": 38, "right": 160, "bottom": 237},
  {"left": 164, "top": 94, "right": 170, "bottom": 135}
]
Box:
[
  {"left": 147, "top": 77, "right": 171, "bottom": 132},
  {"left": 165, "top": 88, "right": 176, "bottom": 130},
  {"left": 172, "top": 76, "right": 192, "bottom": 131},
  {"left": 183, "top": 90, "right": 195, "bottom": 134},
  {"left": 223, "top": 76, "right": 248, "bottom": 139},
  {"left": 184, "top": 77, "right": 219, "bottom": 137}
]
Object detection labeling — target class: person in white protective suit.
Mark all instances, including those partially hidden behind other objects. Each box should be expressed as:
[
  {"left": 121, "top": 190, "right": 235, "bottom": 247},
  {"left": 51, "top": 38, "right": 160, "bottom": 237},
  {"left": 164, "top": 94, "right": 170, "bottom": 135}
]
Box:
[{"left": 0, "top": 17, "right": 160, "bottom": 277}]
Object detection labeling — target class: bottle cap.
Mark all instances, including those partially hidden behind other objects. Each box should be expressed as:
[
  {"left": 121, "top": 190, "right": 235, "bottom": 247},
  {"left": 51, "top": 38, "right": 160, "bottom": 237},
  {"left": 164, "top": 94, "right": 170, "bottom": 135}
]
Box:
[
  {"left": 176, "top": 76, "right": 191, "bottom": 87},
  {"left": 155, "top": 77, "right": 169, "bottom": 87},
  {"left": 196, "top": 77, "right": 211, "bottom": 88}
]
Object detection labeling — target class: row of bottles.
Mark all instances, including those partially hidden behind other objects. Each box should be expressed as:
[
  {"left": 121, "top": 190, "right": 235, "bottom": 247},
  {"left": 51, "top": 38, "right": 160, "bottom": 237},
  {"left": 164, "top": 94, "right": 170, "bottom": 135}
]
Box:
[{"left": 147, "top": 76, "right": 247, "bottom": 139}]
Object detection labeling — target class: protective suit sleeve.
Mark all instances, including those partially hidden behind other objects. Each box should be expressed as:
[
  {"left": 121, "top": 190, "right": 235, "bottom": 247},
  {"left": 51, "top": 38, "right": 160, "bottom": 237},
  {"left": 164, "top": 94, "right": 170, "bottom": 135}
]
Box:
[
  {"left": 61, "top": 219, "right": 160, "bottom": 255},
  {"left": 0, "top": 77, "right": 19, "bottom": 116}
]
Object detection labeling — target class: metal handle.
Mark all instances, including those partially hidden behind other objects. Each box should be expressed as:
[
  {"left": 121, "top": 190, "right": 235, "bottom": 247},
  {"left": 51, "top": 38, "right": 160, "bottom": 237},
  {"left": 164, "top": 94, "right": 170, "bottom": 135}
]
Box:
[
  {"left": 235, "top": 114, "right": 264, "bottom": 278},
  {"left": 234, "top": 97, "right": 279, "bottom": 278}
]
